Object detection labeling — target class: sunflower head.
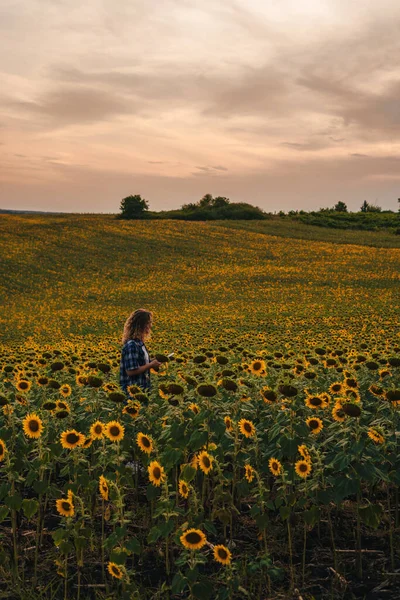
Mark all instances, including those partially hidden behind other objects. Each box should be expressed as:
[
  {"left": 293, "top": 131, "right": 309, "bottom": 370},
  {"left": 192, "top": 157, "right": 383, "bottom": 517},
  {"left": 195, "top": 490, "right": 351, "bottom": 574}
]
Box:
[
  {"left": 213, "top": 544, "right": 232, "bottom": 565},
  {"left": 56, "top": 498, "right": 74, "bottom": 518},
  {"left": 244, "top": 464, "right": 255, "bottom": 483},
  {"left": 90, "top": 421, "right": 104, "bottom": 440},
  {"left": 268, "top": 457, "right": 282, "bottom": 476},
  {"left": 306, "top": 417, "right": 323, "bottom": 435},
  {"left": 0, "top": 439, "right": 7, "bottom": 461},
  {"left": 224, "top": 415, "right": 233, "bottom": 431},
  {"left": 137, "top": 432, "right": 153, "bottom": 454},
  {"left": 178, "top": 479, "right": 190, "bottom": 498},
  {"left": 99, "top": 475, "right": 109, "bottom": 500},
  {"left": 238, "top": 418, "right": 256, "bottom": 438},
  {"left": 107, "top": 562, "right": 124, "bottom": 579},
  {"left": 60, "top": 429, "right": 85, "bottom": 449},
  {"left": 295, "top": 459, "right": 312, "bottom": 479},
  {"left": 198, "top": 451, "right": 213, "bottom": 474},
  {"left": 105, "top": 421, "right": 125, "bottom": 442},
  {"left": 148, "top": 461, "right": 166, "bottom": 487},
  {"left": 22, "top": 413, "right": 44, "bottom": 439},
  {"left": 180, "top": 528, "right": 207, "bottom": 550}
]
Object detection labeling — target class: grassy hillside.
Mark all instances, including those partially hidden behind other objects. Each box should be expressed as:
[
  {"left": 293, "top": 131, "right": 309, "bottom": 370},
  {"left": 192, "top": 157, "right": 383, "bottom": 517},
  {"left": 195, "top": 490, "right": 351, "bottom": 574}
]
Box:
[{"left": 0, "top": 214, "right": 398, "bottom": 345}]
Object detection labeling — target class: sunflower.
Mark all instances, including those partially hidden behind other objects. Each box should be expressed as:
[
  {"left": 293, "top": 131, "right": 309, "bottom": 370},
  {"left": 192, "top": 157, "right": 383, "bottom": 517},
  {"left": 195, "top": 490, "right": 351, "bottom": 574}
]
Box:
[
  {"left": 295, "top": 459, "right": 312, "bottom": 479},
  {"left": 298, "top": 444, "right": 311, "bottom": 462},
  {"left": 344, "top": 388, "right": 361, "bottom": 403},
  {"left": 304, "top": 394, "right": 326, "bottom": 409},
  {"left": 306, "top": 417, "right": 323, "bottom": 435},
  {"left": 0, "top": 439, "right": 7, "bottom": 461},
  {"left": 178, "top": 479, "right": 190, "bottom": 498},
  {"left": 22, "top": 413, "right": 44, "bottom": 439},
  {"left": 238, "top": 418, "right": 256, "bottom": 438},
  {"left": 136, "top": 432, "right": 153, "bottom": 454},
  {"left": 107, "top": 562, "right": 124, "bottom": 579},
  {"left": 127, "top": 384, "right": 142, "bottom": 397},
  {"left": 213, "top": 544, "right": 232, "bottom": 565},
  {"left": 90, "top": 420, "right": 104, "bottom": 440},
  {"left": 244, "top": 464, "right": 255, "bottom": 483},
  {"left": 59, "top": 384, "right": 72, "bottom": 398},
  {"left": 105, "top": 421, "right": 125, "bottom": 442},
  {"left": 344, "top": 377, "right": 358, "bottom": 389},
  {"left": 198, "top": 451, "right": 213, "bottom": 474},
  {"left": 249, "top": 359, "right": 266, "bottom": 376},
  {"left": 82, "top": 436, "right": 93, "bottom": 448},
  {"left": 329, "top": 382, "right": 344, "bottom": 394},
  {"left": 332, "top": 404, "right": 346, "bottom": 422},
  {"left": 367, "top": 428, "right": 385, "bottom": 444},
  {"left": 180, "top": 528, "right": 207, "bottom": 550},
  {"left": 123, "top": 401, "right": 140, "bottom": 418},
  {"left": 191, "top": 454, "right": 199, "bottom": 470},
  {"left": 224, "top": 416, "right": 233, "bottom": 431},
  {"left": 188, "top": 403, "right": 200, "bottom": 414},
  {"left": 60, "top": 429, "right": 85, "bottom": 449},
  {"left": 369, "top": 384, "right": 384, "bottom": 397},
  {"left": 56, "top": 400, "right": 70, "bottom": 412},
  {"left": 148, "top": 461, "right": 166, "bottom": 487},
  {"left": 56, "top": 498, "right": 74, "bottom": 517},
  {"left": 268, "top": 457, "right": 282, "bottom": 476},
  {"left": 16, "top": 379, "right": 31, "bottom": 393},
  {"left": 76, "top": 374, "right": 88, "bottom": 386},
  {"left": 260, "top": 386, "right": 278, "bottom": 404},
  {"left": 379, "top": 369, "right": 391, "bottom": 379},
  {"left": 99, "top": 475, "right": 109, "bottom": 500}
]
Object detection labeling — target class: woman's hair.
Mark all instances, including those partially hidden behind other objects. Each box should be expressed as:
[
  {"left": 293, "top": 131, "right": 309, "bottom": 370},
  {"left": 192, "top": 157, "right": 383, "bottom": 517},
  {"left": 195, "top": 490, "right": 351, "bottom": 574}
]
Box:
[{"left": 122, "top": 309, "right": 153, "bottom": 344}]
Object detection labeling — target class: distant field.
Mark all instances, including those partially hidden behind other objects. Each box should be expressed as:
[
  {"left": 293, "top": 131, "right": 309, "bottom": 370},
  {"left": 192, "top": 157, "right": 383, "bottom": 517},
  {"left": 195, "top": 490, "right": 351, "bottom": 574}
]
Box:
[{"left": 0, "top": 213, "right": 399, "bottom": 345}]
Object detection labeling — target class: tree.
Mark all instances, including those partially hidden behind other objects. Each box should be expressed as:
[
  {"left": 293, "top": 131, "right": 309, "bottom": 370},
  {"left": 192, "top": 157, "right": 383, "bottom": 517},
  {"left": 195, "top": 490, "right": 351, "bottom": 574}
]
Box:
[
  {"left": 199, "top": 193, "right": 213, "bottom": 208},
  {"left": 212, "top": 196, "right": 230, "bottom": 208},
  {"left": 334, "top": 201, "right": 348, "bottom": 212},
  {"left": 360, "top": 200, "right": 381, "bottom": 213},
  {"left": 118, "top": 194, "right": 149, "bottom": 219}
]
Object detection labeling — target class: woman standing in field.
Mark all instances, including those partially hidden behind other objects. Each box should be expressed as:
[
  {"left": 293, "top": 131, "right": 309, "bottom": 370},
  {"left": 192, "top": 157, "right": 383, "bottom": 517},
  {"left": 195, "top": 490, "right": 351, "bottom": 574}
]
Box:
[{"left": 120, "top": 309, "right": 161, "bottom": 395}]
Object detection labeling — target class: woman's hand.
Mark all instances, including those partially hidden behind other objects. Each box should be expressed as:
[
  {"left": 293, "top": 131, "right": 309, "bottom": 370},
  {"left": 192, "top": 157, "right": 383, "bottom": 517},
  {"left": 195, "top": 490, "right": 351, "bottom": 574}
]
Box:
[{"left": 150, "top": 359, "right": 162, "bottom": 369}]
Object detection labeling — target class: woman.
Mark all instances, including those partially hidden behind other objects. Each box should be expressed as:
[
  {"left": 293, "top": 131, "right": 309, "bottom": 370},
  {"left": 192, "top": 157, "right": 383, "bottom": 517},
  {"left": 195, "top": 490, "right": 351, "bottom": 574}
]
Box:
[{"left": 120, "top": 309, "right": 161, "bottom": 395}]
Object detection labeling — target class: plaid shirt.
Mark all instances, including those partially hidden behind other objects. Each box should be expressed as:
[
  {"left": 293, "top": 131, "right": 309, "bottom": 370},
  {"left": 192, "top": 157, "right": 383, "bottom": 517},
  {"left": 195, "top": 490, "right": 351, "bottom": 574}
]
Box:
[{"left": 120, "top": 338, "right": 151, "bottom": 393}]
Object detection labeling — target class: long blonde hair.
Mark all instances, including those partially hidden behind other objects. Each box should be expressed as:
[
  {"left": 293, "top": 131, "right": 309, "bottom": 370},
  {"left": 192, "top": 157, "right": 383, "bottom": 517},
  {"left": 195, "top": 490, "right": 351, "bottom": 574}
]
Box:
[{"left": 122, "top": 309, "right": 153, "bottom": 345}]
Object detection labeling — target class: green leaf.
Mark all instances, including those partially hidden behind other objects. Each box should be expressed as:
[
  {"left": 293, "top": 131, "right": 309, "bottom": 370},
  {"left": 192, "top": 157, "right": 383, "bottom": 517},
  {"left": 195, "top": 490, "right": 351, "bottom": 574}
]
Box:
[
  {"left": 52, "top": 528, "right": 68, "bottom": 546},
  {"left": 146, "top": 484, "right": 160, "bottom": 501},
  {"left": 147, "top": 526, "right": 162, "bottom": 543},
  {"left": 303, "top": 505, "right": 320, "bottom": 527},
  {"left": 359, "top": 503, "right": 383, "bottom": 529},
  {"left": 171, "top": 572, "right": 187, "bottom": 594},
  {"left": 22, "top": 498, "right": 39, "bottom": 519},
  {"left": 0, "top": 506, "right": 9, "bottom": 522},
  {"left": 181, "top": 465, "right": 197, "bottom": 482},
  {"left": 279, "top": 506, "right": 290, "bottom": 521},
  {"left": 33, "top": 480, "right": 48, "bottom": 495},
  {"left": 5, "top": 493, "right": 23, "bottom": 511},
  {"left": 189, "top": 430, "right": 208, "bottom": 452},
  {"left": 255, "top": 513, "right": 269, "bottom": 530},
  {"left": 126, "top": 536, "right": 141, "bottom": 555},
  {"left": 58, "top": 540, "right": 74, "bottom": 555},
  {"left": 74, "top": 536, "right": 88, "bottom": 552},
  {"left": 192, "top": 580, "right": 213, "bottom": 600},
  {"left": 204, "top": 520, "right": 217, "bottom": 535},
  {"left": 160, "top": 519, "right": 175, "bottom": 538}
]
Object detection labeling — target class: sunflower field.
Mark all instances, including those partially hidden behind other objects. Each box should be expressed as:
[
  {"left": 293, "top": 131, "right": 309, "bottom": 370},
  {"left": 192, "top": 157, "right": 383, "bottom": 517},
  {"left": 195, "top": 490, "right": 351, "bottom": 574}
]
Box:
[{"left": 0, "top": 214, "right": 399, "bottom": 599}]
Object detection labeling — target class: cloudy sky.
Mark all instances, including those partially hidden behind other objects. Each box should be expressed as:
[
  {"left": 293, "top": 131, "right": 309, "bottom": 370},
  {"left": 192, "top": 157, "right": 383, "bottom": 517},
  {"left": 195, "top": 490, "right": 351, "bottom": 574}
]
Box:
[{"left": 1, "top": 0, "right": 400, "bottom": 213}]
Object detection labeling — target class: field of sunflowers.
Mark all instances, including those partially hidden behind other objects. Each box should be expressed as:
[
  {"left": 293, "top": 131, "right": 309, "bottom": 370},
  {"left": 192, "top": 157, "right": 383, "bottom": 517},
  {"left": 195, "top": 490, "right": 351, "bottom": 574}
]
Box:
[{"left": 0, "top": 214, "right": 399, "bottom": 599}]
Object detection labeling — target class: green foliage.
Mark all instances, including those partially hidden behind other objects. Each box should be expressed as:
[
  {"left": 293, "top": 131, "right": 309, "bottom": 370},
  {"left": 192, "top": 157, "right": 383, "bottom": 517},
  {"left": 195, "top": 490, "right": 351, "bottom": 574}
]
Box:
[{"left": 118, "top": 194, "right": 149, "bottom": 220}]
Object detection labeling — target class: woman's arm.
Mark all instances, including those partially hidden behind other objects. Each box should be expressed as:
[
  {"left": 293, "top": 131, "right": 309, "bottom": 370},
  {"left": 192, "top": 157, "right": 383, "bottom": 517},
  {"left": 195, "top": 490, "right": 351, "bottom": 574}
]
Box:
[{"left": 126, "top": 359, "right": 160, "bottom": 376}]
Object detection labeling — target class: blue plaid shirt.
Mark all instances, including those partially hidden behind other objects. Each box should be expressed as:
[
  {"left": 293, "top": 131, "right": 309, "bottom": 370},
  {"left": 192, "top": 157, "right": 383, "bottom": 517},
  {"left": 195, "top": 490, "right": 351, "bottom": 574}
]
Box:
[{"left": 120, "top": 339, "right": 151, "bottom": 393}]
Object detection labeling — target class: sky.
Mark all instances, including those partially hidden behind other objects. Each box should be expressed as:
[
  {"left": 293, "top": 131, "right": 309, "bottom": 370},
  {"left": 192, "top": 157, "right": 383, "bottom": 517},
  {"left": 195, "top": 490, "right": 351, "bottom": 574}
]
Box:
[{"left": 1, "top": 0, "right": 400, "bottom": 213}]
